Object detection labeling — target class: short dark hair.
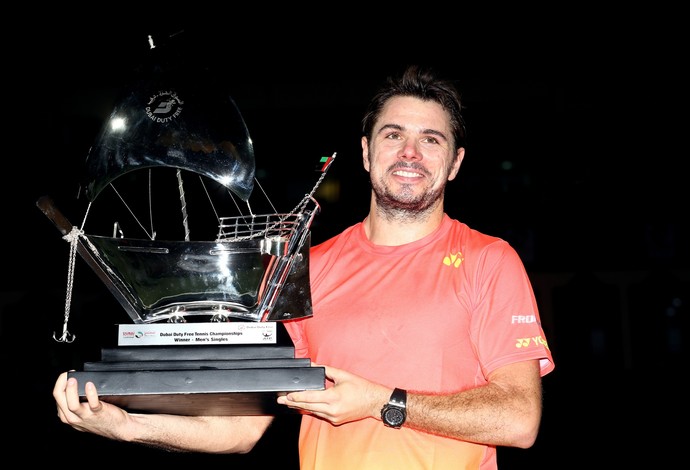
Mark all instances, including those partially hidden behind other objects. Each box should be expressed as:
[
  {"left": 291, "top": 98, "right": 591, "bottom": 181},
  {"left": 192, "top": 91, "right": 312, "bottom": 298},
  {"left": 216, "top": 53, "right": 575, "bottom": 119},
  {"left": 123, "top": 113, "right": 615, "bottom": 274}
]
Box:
[{"left": 361, "top": 65, "right": 467, "bottom": 150}]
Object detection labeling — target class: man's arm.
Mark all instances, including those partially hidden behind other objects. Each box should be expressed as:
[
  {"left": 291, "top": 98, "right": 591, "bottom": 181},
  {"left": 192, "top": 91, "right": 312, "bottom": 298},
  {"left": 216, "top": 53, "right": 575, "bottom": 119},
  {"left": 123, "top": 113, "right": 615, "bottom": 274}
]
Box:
[
  {"left": 54, "top": 372, "right": 274, "bottom": 453},
  {"left": 406, "top": 360, "right": 543, "bottom": 448},
  {"left": 277, "top": 360, "right": 543, "bottom": 448}
]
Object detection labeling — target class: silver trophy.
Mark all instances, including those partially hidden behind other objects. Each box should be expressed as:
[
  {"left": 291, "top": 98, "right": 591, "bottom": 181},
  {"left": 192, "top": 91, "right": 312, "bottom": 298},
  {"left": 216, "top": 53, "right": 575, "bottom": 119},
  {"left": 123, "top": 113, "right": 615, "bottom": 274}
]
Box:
[{"left": 38, "top": 33, "right": 330, "bottom": 415}]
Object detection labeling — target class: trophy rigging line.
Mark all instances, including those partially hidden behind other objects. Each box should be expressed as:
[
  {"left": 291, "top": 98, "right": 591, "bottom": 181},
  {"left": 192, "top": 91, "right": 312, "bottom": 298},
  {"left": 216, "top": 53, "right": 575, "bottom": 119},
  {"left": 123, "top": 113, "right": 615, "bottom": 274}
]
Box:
[
  {"left": 104, "top": 156, "right": 334, "bottom": 243},
  {"left": 106, "top": 168, "right": 277, "bottom": 242}
]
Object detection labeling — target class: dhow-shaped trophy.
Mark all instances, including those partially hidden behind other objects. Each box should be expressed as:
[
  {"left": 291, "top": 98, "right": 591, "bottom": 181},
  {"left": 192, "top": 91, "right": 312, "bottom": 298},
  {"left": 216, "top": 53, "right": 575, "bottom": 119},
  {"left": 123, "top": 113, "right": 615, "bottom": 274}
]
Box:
[{"left": 38, "top": 33, "right": 330, "bottom": 415}]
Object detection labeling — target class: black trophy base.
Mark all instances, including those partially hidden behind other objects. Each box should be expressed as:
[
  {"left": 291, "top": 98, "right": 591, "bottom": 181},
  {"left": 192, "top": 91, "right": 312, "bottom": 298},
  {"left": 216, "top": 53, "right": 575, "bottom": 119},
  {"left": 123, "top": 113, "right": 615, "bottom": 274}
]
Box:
[
  {"left": 69, "top": 366, "right": 324, "bottom": 415},
  {"left": 71, "top": 325, "right": 325, "bottom": 416}
]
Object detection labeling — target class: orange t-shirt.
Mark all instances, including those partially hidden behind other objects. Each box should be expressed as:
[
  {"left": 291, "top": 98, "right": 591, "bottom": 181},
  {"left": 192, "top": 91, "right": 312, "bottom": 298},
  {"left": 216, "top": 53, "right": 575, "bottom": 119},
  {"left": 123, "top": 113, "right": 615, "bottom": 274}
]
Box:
[{"left": 284, "top": 215, "right": 554, "bottom": 469}]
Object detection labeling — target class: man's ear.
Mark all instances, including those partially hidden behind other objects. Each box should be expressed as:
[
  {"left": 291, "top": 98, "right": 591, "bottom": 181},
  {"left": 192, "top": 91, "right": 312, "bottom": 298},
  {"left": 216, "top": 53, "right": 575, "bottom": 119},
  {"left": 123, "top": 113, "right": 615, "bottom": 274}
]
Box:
[
  {"left": 362, "top": 136, "right": 371, "bottom": 172},
  {"left": 448, "top": 147, "right": 465, "bottom": 181}
]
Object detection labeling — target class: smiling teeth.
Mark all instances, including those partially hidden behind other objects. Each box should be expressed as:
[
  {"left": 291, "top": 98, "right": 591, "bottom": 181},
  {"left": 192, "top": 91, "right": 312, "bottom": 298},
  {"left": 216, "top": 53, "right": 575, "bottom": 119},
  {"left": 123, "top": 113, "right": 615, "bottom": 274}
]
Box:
[{"left": 394, "top": 170, "right": 421, "bottom": 177}]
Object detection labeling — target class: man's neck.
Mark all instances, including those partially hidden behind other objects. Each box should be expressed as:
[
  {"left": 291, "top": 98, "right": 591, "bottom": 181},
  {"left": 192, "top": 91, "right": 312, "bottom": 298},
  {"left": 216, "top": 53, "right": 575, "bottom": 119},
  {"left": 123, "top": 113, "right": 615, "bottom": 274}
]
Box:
[{"left": 363, "top": 204, "right": 445, "bottom": 246}]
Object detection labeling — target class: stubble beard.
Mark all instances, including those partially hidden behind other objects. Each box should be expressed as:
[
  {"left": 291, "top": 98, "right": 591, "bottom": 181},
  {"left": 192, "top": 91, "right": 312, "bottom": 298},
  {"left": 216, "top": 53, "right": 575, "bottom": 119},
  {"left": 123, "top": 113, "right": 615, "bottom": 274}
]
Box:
[{"left": 371, "top": 174, "right": 445, "bottom": 223}]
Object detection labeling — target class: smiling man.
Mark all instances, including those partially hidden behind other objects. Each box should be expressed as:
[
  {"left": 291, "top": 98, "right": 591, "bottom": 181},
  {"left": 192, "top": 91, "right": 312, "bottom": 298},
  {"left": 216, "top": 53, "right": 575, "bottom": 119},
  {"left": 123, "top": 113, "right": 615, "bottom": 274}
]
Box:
[{"left": 54, "top": 65, "right": 554, "bottom": 470}]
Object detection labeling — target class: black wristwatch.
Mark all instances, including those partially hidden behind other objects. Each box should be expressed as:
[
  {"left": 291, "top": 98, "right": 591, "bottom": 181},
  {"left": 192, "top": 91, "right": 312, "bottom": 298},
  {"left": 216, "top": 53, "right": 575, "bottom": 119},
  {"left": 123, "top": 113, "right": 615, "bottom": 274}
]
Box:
[{"left": 381, "top": 388, "right": 407, "bottom": 428}]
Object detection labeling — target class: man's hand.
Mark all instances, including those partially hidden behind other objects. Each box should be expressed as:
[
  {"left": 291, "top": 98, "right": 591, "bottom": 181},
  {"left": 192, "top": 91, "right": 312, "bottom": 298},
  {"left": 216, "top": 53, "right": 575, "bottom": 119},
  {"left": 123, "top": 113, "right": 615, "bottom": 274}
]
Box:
[
  {"left": 53, "top": 371, "right": 131, "bottom": 440},
  {"left": 277, "top": 364, "right": 390, "bottom": 425}
]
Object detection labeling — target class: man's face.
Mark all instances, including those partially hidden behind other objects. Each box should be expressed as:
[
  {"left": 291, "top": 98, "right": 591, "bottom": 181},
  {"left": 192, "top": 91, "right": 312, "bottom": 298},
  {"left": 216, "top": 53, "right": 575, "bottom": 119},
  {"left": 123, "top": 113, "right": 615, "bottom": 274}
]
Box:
[{"left": 362, "top": 96, "right": 463, "bottom": 216}]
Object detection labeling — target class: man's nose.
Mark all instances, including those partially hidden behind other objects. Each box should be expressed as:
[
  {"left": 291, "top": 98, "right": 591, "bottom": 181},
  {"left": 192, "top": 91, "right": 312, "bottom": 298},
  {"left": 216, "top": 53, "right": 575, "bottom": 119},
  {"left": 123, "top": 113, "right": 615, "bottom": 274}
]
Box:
[{"left": 399, "top": 140, "right": 421, "bottom": 160}]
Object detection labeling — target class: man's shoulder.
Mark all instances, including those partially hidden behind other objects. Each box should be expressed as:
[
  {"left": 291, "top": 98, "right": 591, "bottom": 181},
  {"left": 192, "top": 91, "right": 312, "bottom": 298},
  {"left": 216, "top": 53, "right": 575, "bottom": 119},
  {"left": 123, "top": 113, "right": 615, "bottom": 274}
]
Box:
[
  {"left": 445, "top": 215, "right": 503, "bottom": 244},
  {"left": 311, "top": 223, "right": 361, "bottom": 254},
  {"left": 444, "top": 216, "right": 516, "bottom": 262}
]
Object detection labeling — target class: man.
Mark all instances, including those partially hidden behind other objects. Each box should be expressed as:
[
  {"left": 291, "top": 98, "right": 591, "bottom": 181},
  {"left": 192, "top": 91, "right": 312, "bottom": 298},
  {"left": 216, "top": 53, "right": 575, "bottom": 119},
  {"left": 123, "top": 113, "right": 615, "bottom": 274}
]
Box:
[{"left": 54, "top": 65, "right": 554, "bottom": 469}]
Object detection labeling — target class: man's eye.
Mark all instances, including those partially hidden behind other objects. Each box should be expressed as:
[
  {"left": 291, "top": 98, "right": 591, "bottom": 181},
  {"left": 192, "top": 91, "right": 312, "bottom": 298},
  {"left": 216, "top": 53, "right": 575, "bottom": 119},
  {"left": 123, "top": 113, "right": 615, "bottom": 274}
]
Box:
[
  {"left": 422, "top": 136, "right": 439, "bottom": 144},
  {"left": 385, "top": 132, "right": 402, "bottom": 140}
]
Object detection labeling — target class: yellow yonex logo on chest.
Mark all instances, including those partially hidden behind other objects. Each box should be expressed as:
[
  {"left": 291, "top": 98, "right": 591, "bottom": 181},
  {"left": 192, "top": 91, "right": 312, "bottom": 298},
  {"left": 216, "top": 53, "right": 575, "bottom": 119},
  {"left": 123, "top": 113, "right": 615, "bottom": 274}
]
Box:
[{"left": 443, "top": 251, "right": 464, "bottom": 268}]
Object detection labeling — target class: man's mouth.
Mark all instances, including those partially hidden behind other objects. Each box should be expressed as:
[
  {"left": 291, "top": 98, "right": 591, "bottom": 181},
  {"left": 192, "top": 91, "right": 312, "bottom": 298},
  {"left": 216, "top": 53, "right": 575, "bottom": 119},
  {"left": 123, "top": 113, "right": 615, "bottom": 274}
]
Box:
[{"left": 392, "top": 170, "right": 423, "bottom": 178}]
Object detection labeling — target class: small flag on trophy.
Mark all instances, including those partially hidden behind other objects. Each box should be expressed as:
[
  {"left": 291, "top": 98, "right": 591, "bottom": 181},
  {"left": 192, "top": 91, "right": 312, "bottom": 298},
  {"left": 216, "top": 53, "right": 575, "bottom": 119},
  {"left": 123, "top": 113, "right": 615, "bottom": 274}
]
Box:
[{"left": 316, "top": 153, "right": 336, "bottom": 173}]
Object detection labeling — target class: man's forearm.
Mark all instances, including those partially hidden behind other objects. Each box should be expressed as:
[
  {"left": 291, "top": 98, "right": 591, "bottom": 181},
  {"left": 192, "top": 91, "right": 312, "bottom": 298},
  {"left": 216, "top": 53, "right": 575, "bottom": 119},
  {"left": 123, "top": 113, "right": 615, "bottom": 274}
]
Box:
[{"left": 126, "top": 414, "right": 274, "bottom": 453}]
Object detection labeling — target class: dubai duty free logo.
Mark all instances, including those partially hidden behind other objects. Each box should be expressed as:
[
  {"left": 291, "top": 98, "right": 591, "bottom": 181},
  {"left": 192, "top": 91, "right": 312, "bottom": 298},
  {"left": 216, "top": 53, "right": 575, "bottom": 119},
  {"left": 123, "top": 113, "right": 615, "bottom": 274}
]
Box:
[{"left": 145, "top": 90, "right": 184, "bottom": 123}]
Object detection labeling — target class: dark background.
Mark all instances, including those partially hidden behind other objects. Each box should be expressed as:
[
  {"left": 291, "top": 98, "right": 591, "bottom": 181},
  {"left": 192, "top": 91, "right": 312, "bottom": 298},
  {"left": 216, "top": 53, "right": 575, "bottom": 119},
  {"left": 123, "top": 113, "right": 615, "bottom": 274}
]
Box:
[{"left": 4, "top": 12, "right": 686, "bottom": 467}]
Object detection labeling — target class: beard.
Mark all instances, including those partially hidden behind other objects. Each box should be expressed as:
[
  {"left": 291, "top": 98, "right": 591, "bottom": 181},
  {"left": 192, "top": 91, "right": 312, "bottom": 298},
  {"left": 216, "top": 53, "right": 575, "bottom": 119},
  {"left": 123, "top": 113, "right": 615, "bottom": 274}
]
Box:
[{"left": 370, "top": 163, "right": 446, "bottom": 221}]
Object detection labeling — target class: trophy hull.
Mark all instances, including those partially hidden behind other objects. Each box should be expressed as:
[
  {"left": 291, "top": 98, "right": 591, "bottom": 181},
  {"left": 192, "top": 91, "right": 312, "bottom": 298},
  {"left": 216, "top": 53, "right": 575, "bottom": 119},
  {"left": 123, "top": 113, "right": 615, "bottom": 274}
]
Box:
[
  {"left": 86, "top": 233, "right": 313, "bottom": 323},
  {"left": 36, "top": 196, "right": 314, "bottom": 324}
]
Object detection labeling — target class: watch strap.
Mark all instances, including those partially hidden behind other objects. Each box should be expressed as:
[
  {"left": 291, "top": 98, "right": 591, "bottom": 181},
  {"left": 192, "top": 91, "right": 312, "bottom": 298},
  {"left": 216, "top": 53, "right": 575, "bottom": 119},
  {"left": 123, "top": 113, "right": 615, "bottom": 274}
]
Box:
[{"left": 389, "top": 388, "right": 407, "bottom": 408}]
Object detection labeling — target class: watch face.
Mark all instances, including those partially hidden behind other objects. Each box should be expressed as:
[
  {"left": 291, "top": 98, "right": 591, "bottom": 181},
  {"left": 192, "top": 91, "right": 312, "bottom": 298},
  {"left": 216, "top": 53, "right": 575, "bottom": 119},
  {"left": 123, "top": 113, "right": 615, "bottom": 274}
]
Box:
[{"left": 384, "top": 407, "right": 405, "bottom": 427}]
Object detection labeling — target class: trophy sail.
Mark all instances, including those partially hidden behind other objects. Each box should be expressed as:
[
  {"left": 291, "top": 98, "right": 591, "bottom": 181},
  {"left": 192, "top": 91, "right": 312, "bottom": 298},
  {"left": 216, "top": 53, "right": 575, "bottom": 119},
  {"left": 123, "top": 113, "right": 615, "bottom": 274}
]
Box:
[{"left": 81, "top": 46, "right": 256, "bottom": 204}]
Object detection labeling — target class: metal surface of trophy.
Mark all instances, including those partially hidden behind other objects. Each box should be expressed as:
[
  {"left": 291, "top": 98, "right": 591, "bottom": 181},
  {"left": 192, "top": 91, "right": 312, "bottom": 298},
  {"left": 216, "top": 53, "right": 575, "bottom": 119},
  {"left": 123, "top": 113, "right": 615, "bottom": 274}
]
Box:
[{"left": 38, "top": 32, "right": 329, "bottom": 415}]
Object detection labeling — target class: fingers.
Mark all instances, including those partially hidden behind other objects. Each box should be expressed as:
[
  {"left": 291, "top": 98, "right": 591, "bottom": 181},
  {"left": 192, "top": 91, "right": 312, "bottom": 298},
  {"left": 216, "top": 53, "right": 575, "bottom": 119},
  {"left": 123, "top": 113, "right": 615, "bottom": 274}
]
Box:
[
  {"left": 64, "top": 375, "right": 83, "bottom": 412},
  {"left": 54, "top": 372, "right": 73, "bottom": 422},
  {"left": 56, "top": 373, "right": 104, "bottom": 419},
  {"left": 277, "top": 388, "right": 333, "bottom": 413},
  {"left": 84, "top": 381, "right": 103, "bottom": 412},
  {"left": 52, "top": 371, "right": 68, "bottom": 398}
]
